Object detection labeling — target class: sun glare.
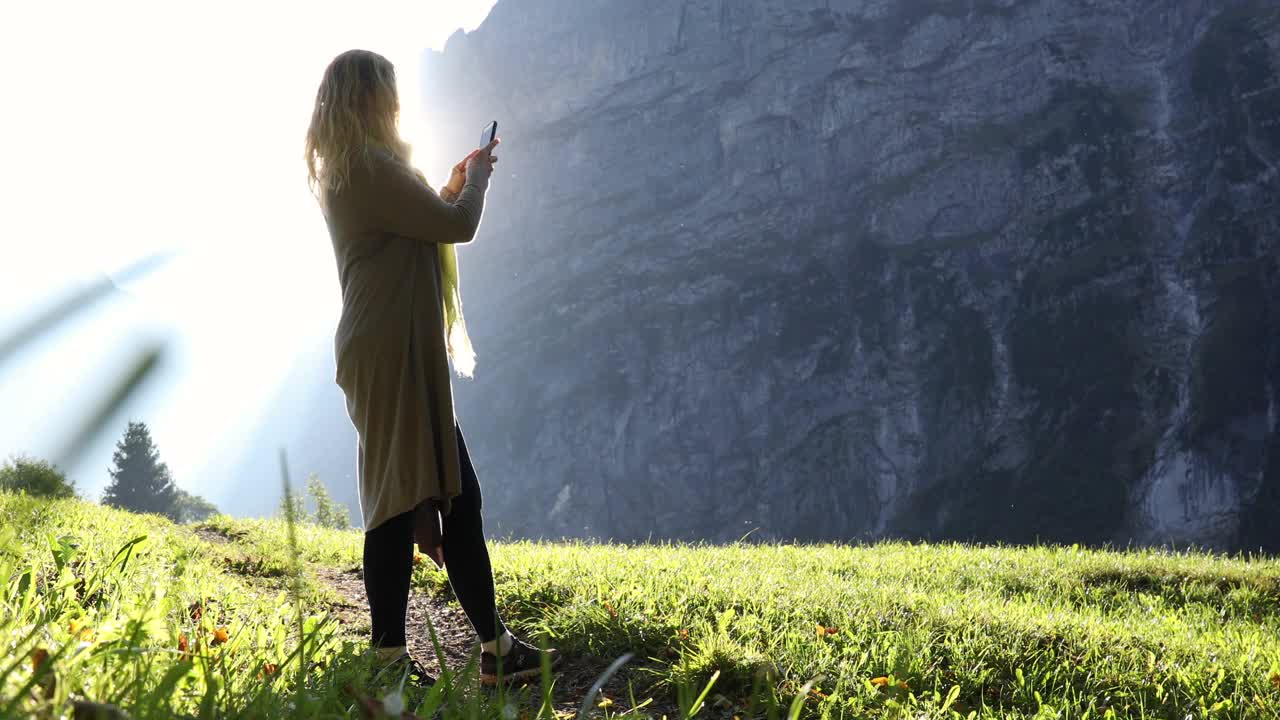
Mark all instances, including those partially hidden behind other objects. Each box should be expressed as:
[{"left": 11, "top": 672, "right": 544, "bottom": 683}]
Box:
[{"left": 1, "top": 1, "right": 498, "bottom": 500}]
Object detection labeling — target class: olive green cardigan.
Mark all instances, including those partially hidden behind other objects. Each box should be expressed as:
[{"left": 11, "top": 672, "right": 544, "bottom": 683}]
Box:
[{"left": 321, "top": 146, "right": 488, "bottom": 531}]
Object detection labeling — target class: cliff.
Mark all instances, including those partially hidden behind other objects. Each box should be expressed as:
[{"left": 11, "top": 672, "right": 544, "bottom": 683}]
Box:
[{"left": 405, "top": 0, "right": 1280, "bottom": 550}]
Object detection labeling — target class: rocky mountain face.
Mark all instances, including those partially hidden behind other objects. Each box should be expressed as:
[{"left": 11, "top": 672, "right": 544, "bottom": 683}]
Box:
[{"left": 396, "top": 0, "right": 1280, "bottom": 550}]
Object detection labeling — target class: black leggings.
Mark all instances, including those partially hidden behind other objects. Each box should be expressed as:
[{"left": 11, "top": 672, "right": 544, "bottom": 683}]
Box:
[{"left": 363, "top": 423, "right": 504, "bottom": 648}]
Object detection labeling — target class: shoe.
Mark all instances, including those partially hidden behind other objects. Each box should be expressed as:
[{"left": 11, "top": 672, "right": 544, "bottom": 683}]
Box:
[
  {"left": 480, "top": 635, "right": 559, "bottom": 685},
  {"left": 371, "top": 648, "right": 437, "bottom": 687}
]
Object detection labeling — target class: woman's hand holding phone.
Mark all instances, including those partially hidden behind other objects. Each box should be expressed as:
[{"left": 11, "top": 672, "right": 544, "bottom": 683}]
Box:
[
  {"left": 464, "top": 138, "right": 500, "bottom": 187},
  {"left": 442, "top": 155, "right": 471, "bottom": 198},
  {"left": 442, "top": 138, "right": 499, "bottom": 198}
]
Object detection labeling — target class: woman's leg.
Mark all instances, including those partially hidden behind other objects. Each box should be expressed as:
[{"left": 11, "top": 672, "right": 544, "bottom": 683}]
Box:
[
  {"left": 441, "top": 423, "right": 506, "bottom": 643},
  {"left": 363, "top": 507, "right": 415, "bottom": 648}
]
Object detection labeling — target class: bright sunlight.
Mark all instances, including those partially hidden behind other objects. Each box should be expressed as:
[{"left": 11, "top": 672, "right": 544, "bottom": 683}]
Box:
[{"left": 0, "top": 0, "right": 497, "bottom": 502}]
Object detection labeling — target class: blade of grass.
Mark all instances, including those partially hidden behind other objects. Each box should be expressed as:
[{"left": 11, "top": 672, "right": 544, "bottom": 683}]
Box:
[
  {"left": 413, "top": 672, "right": 450, "bottom": 717},
  {"left": 421, "top": 605, "right": 453, "bottom": 693},
  {"left": 0, "top": 639, "right": 78, "bottom": 717},
  {"left": 0, "top": 620, "right": 47, "bottom": 686},
  {"left": 0, "top": 251, "right": 172, "bottom": 367},
  {"left": 108, "top": 535, "right": 149, "bottom": 574},
  {"left": 280, "top": 447, "right": 309, "bottom": 719},
  {"left": 538, "top": 634, "right": 557, "bottom": 720},
  {"left": 244, "top": 615, "right": 337, "bottom": 711},
  {"left": 626, "top": 679, "right": 653, "bottom": 715},
  {"left": 577, "top": 653, "right": 634, "bottom": 720},
  {"left": 53, "top": 344, "right": 167, "bottom": 470},
  {"left": 684, "top": 670, "right": 720, "bottom": 718},
  {"left": 785, "top": 677, "right": 819, "bottom": 720},
  {"left": 146, "top": 658, "right": 197, "bottom": 716}
]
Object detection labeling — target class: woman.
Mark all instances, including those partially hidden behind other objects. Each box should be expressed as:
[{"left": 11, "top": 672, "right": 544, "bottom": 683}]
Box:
[{"left": 304, "top": 49, "right": 555, "bottom": 685}]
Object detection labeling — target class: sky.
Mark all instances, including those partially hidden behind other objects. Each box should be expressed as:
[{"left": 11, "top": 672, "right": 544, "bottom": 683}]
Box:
[{"left": 0, "top": 0, "right": 498, "bottom": 502}]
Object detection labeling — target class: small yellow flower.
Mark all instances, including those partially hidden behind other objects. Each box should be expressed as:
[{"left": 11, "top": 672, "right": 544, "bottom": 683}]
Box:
[
  {"left": 211, "top": 626, "right": 230, "bottom": 645},
  {"left": 69, "top": 619, "right": 95, "bottom": 642},
  {"left": 870, "top": 676, "right": 889, "bottom": 688}
]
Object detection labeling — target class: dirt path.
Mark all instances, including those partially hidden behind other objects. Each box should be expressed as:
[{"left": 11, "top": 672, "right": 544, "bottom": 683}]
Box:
[
  {"left": 193, "top": 526, "right": 233, "bottom": 544},
  {"left": 314, "top": 564, "right": 477, "bottom": 678},
  {"left": 191, "top": 524, "right": 678, "bottom": 717},
  {"left": 315, "top": 563, "right": 676, "bottom": 717}
]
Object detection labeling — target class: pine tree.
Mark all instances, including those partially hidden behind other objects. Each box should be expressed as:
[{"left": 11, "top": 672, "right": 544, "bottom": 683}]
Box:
[
  {"left": 277, "top": 488, "right": 308, "bottom": 523},
  {"left": 307, "top": 474, "right": 349, "bottom": 530},
  {"left": 101, "top": 421, "right": 178, "bottom": 520}
]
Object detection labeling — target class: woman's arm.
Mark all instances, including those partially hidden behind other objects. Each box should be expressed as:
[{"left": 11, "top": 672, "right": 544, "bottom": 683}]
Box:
[{"left": 354, "top": 148, "right": 487, "bottom": 244}]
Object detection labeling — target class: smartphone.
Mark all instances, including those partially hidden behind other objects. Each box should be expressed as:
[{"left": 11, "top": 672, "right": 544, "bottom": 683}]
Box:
[{"left": 480, "top": 120, "right": 497, "bottom": 147}]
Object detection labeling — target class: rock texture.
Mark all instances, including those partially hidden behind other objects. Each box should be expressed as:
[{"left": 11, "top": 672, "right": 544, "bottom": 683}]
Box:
[
  {"left": 405, "top": 0, "right": 1280, "bottom": 551},
  {"left": 215, "top": 0, "right": 1275, "bottom": 548}
]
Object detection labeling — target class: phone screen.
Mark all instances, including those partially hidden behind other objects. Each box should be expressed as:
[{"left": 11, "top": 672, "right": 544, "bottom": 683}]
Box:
[{"left": 480, "top": 120, "right": 497, "bottom": 147}]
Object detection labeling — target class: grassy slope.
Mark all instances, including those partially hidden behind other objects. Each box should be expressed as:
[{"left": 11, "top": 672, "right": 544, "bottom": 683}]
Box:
[{"left": 3, "top": 493, "right": 1279, "bottom": 719}]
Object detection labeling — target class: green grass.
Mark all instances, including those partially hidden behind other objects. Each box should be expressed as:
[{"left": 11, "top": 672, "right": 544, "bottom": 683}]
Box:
[{"left": 3, "top": 492, "right": 1279, "bottom": 719}]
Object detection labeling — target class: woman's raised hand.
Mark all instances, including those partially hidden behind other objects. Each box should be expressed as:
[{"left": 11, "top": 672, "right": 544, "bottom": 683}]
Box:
[
  {"left": 442, "top": 139, "right": 499, "bottom": 196},
  {"left": 443, "top": 154, "right": 472, "bottom": 197},
  {"left": 465, "top": 138, "right": 500, "bottom": 185}
]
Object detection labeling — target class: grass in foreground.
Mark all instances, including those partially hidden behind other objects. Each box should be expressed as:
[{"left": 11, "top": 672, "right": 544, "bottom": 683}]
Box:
[{"left": 3, "top": 492, "right": 1279, "bottom": 719}]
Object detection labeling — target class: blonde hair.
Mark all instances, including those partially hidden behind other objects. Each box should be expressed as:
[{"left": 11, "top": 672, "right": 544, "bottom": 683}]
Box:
[
  {"left": 305, "top": 49, "right": 477, "bottom": 378},
  {"left": 305, "top": 49, "right": 411, "bottom": 198}
]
